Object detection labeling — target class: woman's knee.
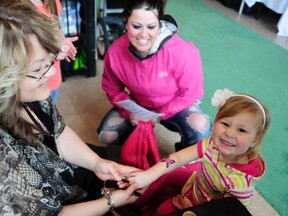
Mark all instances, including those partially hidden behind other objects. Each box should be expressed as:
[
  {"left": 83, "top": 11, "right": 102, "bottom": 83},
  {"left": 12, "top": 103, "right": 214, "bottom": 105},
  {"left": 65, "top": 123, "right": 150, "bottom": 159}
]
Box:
[
  {"left": 98, "top": 130, "right": 119, "bottom": 144},
  {"left": 98, "top": 117, "right": 126, "bottom": 144},
  {"left": 186, "top": 112, "right": 211, "bottom": 135}
]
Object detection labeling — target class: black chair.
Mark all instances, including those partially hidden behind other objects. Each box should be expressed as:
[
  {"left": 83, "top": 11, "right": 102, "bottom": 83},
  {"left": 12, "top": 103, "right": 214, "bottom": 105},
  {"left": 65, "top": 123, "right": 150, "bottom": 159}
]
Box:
[{"left": 165, "top": 197, "right": 252, "bottom": 216}]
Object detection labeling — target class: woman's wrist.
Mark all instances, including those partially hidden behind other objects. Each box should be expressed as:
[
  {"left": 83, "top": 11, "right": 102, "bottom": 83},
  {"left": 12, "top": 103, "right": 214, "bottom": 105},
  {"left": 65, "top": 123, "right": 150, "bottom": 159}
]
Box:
[{"left": 101, "top": 188, "right": 115, "bottom": 213}]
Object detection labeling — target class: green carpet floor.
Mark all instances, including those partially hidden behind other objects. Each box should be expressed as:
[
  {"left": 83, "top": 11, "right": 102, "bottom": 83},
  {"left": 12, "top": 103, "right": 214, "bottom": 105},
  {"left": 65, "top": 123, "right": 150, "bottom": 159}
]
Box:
[{"left": 165, "top": 0, "right": 288, "bottom": 214}]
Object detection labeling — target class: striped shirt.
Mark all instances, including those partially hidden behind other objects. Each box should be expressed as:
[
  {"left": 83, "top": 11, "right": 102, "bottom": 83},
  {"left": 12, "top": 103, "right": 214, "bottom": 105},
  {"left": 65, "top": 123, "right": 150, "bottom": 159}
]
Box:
[{"left": 181, "top": 138, "right": 265, "bottom": 206}]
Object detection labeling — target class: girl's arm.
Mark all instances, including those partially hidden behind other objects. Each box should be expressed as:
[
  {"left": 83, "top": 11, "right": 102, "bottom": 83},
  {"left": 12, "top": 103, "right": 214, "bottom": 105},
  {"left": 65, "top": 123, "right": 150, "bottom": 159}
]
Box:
[
  {"left": 128, "top": 143, "right": 200, "bottom": 189},
  {"left": 55, "top": 126, "right": 138, "bottom": 181}
]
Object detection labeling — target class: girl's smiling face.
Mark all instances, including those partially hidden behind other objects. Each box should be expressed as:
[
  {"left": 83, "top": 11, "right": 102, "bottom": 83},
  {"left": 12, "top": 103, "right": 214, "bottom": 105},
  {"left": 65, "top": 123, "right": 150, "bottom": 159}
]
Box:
[
  {"left": 212, "top": 112, "right": 259, "bottom": 164},
  {"left": 126, "top": 8, "right": 160, "bottom": 58},
  {"left": 19, "top": 34, "right": 56, "bottom": 102}
]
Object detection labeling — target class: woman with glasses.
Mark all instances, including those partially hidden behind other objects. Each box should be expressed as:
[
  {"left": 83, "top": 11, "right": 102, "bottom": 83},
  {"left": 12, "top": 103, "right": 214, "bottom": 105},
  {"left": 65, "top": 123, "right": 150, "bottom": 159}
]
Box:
[{"left": 0, "top": 1, "right": 140, "bottom": 215}]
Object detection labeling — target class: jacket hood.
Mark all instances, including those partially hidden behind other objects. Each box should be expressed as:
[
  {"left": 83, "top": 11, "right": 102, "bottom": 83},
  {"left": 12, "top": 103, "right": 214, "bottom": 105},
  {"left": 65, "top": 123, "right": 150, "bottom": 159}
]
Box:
[{"left": 149, "top": 14, "right": 178, "bottom": 54}]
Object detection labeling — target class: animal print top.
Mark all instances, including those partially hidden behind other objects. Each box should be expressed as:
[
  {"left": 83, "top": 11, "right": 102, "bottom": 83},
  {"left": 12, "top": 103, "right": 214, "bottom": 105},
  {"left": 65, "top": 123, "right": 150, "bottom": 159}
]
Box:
[{"left": 0, "top": 99, "right": 87, "bottom": 215}]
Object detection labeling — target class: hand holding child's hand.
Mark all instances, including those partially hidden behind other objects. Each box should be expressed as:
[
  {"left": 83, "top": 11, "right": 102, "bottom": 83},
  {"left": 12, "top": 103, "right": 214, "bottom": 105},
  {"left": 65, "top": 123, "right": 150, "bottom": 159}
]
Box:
[
  {"left": 93, "top": 158, "right": 139, "bottom": 181},
  {"left": 111, "top": 183, "right": 140, "bottom": 207}
]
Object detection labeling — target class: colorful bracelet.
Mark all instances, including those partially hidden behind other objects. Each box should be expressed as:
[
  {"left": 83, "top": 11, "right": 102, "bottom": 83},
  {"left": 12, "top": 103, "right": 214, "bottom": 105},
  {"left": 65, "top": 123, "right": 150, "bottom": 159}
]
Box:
[
  {"left": 101, "top": 187, "right": 115, "bottom": 213},
  {"left": 161, "top": 156, "right": 176, "bottom": 168}
]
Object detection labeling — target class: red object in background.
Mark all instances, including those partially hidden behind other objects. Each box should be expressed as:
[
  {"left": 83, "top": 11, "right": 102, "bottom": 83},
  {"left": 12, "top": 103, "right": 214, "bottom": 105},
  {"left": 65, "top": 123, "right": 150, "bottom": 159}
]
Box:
[{"left": 121, "top": 121, "right": 160, "bottom": 170}]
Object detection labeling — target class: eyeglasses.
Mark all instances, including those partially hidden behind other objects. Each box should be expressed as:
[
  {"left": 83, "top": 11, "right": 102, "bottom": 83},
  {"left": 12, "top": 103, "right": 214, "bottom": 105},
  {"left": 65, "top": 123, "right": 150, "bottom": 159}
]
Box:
[{"left": 26, "top": 53, "right": 58, "bottom": 81}]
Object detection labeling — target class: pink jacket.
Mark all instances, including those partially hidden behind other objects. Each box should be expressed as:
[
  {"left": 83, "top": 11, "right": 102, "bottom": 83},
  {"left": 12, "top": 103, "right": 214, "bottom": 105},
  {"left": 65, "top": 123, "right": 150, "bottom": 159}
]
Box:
[{"left": 102, "top": 27, "right": 203, "bottom": 120}]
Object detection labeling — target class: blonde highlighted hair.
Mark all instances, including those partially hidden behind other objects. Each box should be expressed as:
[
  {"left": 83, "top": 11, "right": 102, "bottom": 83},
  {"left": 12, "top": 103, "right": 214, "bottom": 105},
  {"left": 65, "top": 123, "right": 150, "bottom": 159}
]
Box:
[{"left": 0, "top": 1, "right": 62, "bottom": 142}]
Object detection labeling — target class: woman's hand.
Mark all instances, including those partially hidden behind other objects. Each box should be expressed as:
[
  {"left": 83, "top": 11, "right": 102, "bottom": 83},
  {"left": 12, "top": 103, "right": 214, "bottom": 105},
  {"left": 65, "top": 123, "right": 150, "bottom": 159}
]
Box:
[
  {"left": 151, "top": 117, "right": 161, "bottom": 125},
  {"left": 93, "top": 158, "right": 139, "bottom": 181},
  {"left": 129, "top": 113, "right": 141, "bottom": 126},
  {"left": 59, "top": 183, "right": 141, "bottom": 215},
  {"left": 129, "top": 113, "right": 160, "bottom": 126},
  {"left": 57, "top": 36, "right": 78, "bottom": 62},
  {"left": 111, "top": 183, "right": 140, "bottom": 207}
]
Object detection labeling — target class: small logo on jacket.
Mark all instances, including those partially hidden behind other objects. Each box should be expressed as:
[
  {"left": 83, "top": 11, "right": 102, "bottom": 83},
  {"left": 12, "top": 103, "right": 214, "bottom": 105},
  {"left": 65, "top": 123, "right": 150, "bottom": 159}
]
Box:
[{"left": 158, "top": 71, "right": 168, "bottom": 77}]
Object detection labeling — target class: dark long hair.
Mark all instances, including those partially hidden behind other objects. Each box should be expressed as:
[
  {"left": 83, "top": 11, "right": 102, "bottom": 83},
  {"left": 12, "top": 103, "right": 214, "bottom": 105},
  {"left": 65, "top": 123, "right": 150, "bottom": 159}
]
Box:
[{"left": 122, "top": 0, "right": 166, "bottom": 24}]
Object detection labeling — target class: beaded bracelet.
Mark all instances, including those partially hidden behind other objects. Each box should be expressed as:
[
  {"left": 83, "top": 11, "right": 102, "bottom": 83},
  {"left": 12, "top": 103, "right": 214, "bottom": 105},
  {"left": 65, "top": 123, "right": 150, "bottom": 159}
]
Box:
[{"left": 101, "top": 187, "right": 115, "bottom": 213}]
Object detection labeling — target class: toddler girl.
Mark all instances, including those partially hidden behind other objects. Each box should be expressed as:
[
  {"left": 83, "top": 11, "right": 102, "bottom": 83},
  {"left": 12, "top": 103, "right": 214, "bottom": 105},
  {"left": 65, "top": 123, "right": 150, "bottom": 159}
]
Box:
[{"left": 128, "top": 88, "right": 270, "bottom": 215}]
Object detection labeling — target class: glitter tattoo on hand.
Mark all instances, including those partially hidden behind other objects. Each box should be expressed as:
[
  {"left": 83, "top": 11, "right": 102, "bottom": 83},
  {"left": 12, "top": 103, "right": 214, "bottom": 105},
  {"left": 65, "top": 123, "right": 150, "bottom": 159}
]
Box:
[{"left": 161, "top": 156, "right": 175, "bottom": 168}]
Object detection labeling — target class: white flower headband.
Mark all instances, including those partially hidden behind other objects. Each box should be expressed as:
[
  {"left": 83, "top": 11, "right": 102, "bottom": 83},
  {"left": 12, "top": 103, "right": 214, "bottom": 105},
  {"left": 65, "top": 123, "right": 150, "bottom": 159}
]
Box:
[{"left": 211, "top": 88, "right": 266, "bottom": 129}]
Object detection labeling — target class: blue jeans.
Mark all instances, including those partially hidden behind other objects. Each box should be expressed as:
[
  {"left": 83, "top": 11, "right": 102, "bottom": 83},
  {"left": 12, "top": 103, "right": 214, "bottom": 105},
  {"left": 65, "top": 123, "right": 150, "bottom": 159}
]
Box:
[
  {"left": 50, "top": 88, "right": 59, "bottom": 102},
  {"left": 98, "top": 101, "right": 211, "bottom": 148}
]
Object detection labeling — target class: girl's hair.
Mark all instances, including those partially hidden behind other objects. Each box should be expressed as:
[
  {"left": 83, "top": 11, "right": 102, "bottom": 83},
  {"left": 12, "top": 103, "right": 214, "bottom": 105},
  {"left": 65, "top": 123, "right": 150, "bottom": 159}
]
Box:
[
  {"left": 122, "top": 0, "right": 166, "bottom": 24},
  {"left": 0, "top": 1, "right": 62, "bottom": 143},
  {"left": 215, "top": 95, "right": 270, "bottom": 160}
]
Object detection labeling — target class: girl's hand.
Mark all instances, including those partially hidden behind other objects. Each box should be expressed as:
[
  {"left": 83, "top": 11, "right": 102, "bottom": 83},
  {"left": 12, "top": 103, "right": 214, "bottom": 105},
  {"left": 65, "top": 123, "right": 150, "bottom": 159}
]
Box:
[
  {"left": 57, "top": 36, "right": 78, "bottom": 62},
  {"left": 126, "top": 170, "right": 153, "bottom": 189},
  {"left": 93, "top": 158, "right": 139, "bottom": 181}
]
